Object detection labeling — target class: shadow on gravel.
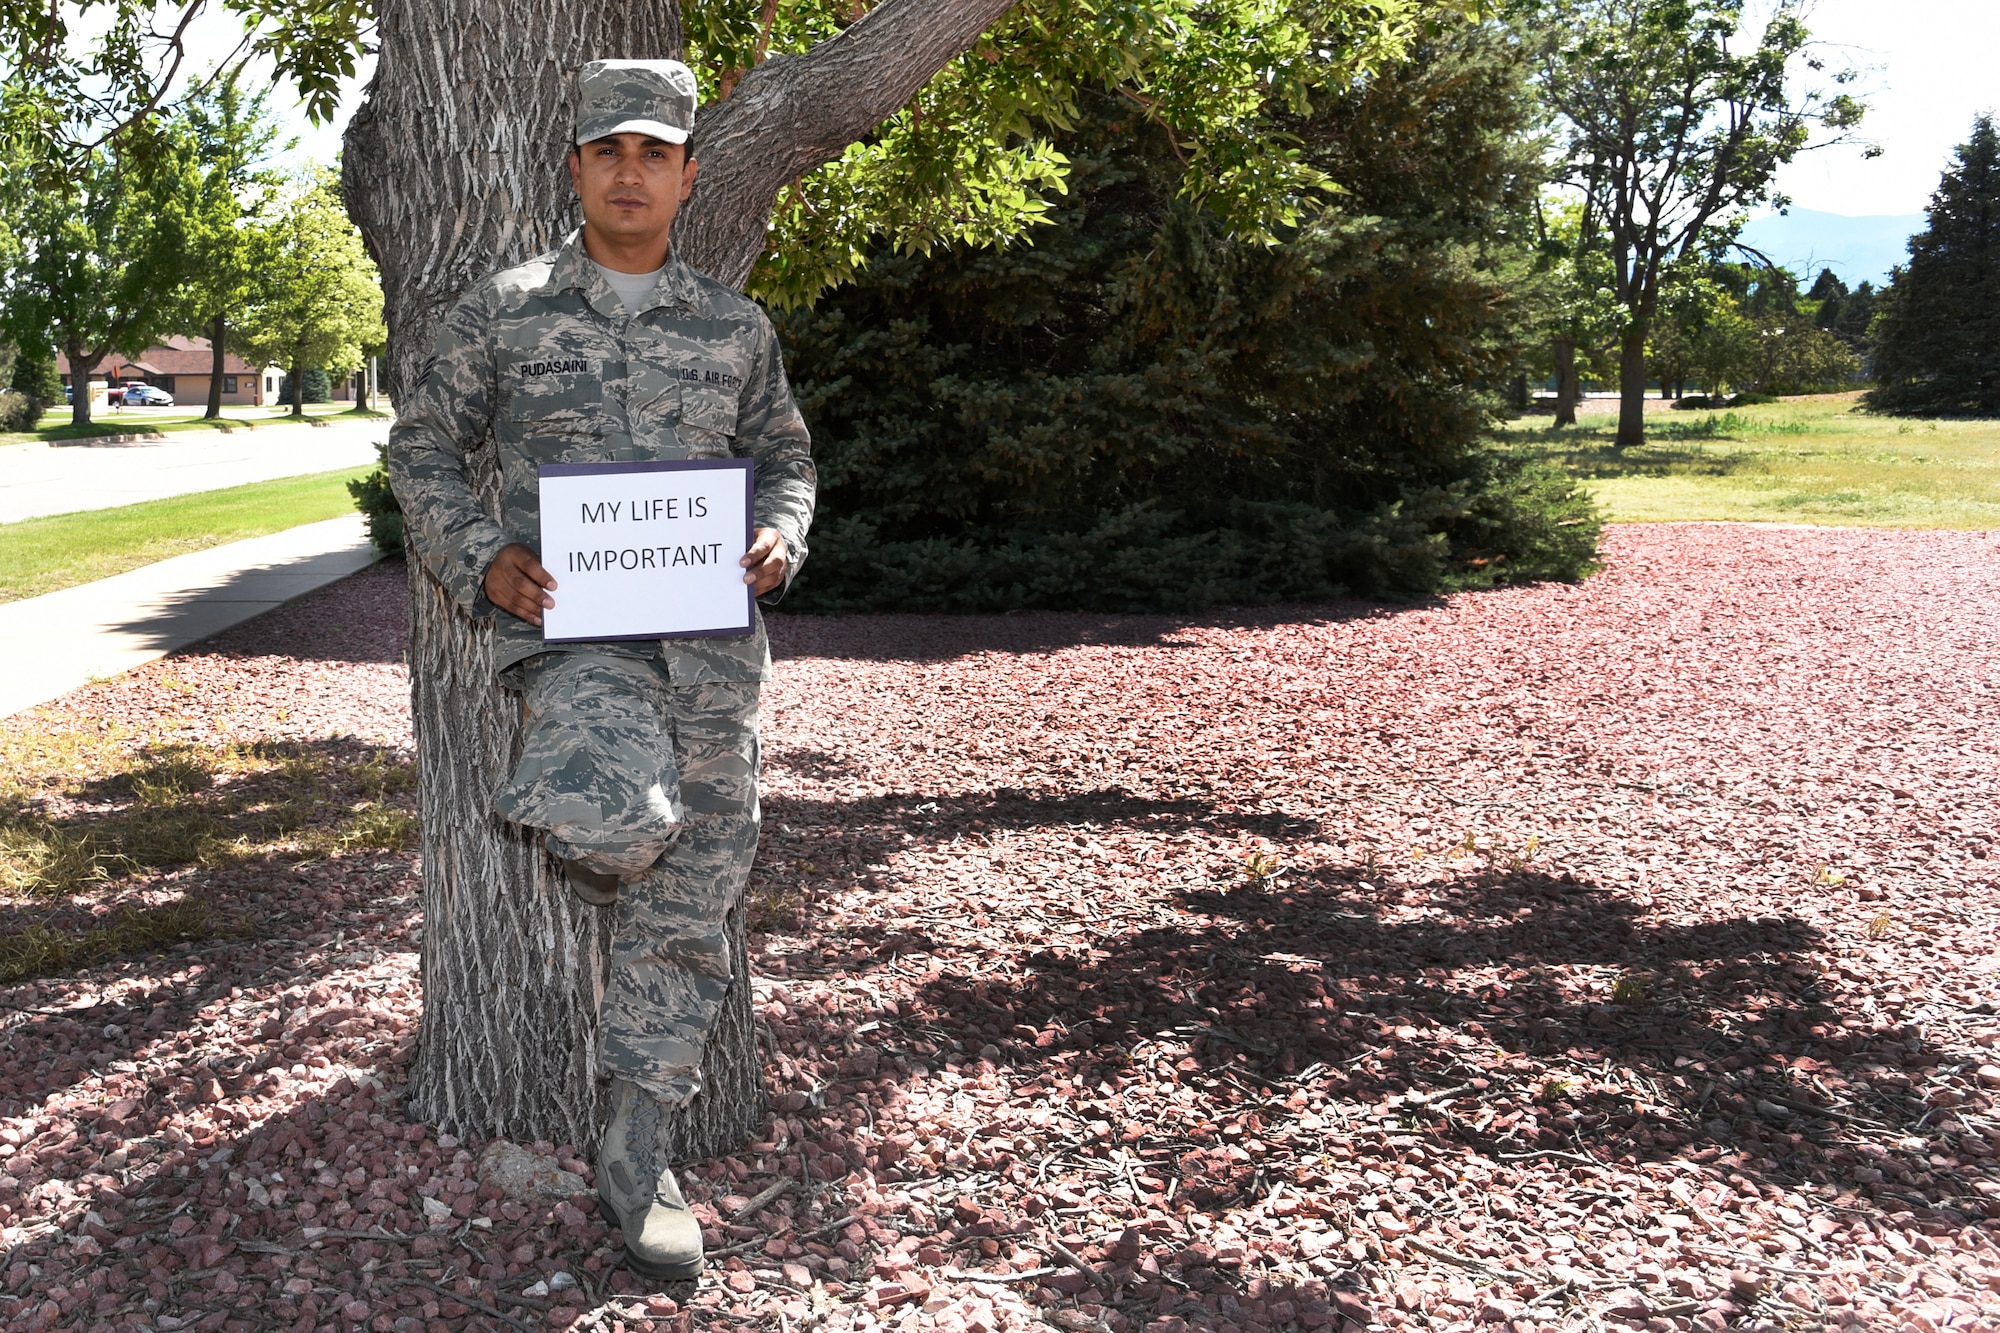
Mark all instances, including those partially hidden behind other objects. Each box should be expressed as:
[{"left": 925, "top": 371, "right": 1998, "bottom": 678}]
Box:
[
  {"left": 761, "top": 785, "right": 1319, "bottom": 849},
  {"left": 0, "top": 864, "right": 413, "bottom": 1120},
  {"left": 1, "top": 1008, "right": 439, "bottom": 1330},
  {"left": 767, "top": 597, "right": 1439, "bottom": 665},
  {"left": 765, "top": 808, "right": 1996, "bottom": 1230},
  {"left": 183, "top": 559, "right": 410, "bottom": 666}
]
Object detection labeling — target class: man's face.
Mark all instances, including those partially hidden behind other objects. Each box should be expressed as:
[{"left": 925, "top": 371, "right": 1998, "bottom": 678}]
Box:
[{"left": 568, "top": 133, "right": 699, "bottom": 249}]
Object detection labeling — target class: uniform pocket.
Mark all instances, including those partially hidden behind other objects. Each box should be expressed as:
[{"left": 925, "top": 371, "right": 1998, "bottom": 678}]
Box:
[
  {"left": 678, "top": 381, "right": 739, "bottom": 442},
  {"left": 510, "top": 379, "right": 606, "bottom": 462}
]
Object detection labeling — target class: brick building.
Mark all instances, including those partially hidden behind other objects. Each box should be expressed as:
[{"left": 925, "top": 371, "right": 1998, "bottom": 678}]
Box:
[{"left": 57, "top": 337, "right": 283, "bottom": 407}]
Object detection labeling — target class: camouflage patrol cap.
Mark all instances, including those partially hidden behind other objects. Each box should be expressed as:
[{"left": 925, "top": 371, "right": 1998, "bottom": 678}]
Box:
[{"left": 575, "top": 59, "right": 698, "bottom": 146}]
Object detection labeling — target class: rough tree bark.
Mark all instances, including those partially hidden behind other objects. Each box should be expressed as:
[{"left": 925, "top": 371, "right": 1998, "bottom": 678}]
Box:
[
  {"left": 1615, "top": 326, "right": 1647, "bottom": 445},
  {"left": 205, "top": 313, "right": 226, "bottom": 420},
  {"left": 65, "top": 337, "right": 98, "bottom": 426},
  {"left": 1551, "top": 337, "right": 1580, "bottom": 427},
  {"left": 344, "top": 0, "right": 1016, "bottom": 1159}
]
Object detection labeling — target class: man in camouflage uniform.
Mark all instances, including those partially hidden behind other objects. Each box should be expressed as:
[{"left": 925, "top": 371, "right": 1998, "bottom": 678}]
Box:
[{"left": 387, "top": 59, "right": 815, "bottom": 1283}]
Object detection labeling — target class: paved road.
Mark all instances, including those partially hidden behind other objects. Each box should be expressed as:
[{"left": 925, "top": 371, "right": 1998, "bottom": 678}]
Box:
[
  {"left": 0, "top": 516, "right": 379, "bottom": 717},
  {"left": 0, "top": 415, "right": 387, "bottom": 523}
]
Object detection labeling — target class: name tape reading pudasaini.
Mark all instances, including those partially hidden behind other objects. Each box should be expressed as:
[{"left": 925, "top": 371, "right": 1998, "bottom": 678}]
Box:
[{"left": 537, "top": 458, "right": 755, "bottom": 642}]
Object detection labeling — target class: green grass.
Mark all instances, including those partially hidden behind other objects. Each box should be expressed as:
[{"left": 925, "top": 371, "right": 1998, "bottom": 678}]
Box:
[
  {"left": 0, "top": 402, "right": 390, "bottom": 447},
  {"left": 0, "top": 465, "right": 375, "bottom": 603},
  {"left": 1496, "top": 393, "right": 2000, "bottom": 528},
  {"left": 0, "top": 725, "right": 416, "bottom": 984}
]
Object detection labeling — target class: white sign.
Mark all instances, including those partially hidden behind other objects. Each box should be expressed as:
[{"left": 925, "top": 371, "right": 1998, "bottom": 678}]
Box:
[{"left": 537, "top": 458, "right": 755, "bottom": 643}]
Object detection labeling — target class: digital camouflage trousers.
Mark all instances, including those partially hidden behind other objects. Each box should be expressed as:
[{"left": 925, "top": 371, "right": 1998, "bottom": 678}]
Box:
[{"left": 492, "top": 651, "right": 760, "bottom": 1108}]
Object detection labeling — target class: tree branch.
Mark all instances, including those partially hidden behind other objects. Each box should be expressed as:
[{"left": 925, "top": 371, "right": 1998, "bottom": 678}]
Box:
[{"left": 673, "top": 0, "right": 1020, "bottom": 287}]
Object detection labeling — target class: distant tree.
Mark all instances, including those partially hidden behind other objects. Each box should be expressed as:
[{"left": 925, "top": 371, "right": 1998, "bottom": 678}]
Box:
[
  {"left": 0, "top": 137, "right": 198, "bottom": 425},
  {"left": 1809, "top": 271, "right": 1876, "bottom": 358},
  {"left": 1529, "top": 198, "right": 1622, "bottom": 424},
  {"left": 1686, "top": 294, "right": 1754, "bottom": 398},
  {"left": 1523, "top": 0, "right": 1866, "bottom": 444},
  {"left": 176, "top": 74, "right": 282, "bottom": 420},
  {"left": 1745, "top": 318, "right": 1858, "bottom": 394},
  {"left": 1868, "top": 116, "right": 2000, "bottom": 417},
  {"left": 279, "top": 367, "right": 333, "bottom": 404},
  {"left": 1648, "top": 265, "right": 1733, "bottom": 400},
  {"left": 1648, "top": 256, "right": 1859, "bottom": 398},
  {"left": 1807, "top": 267, "right": 1845, "bottom": 304},
  {"left": 231, "top": 170, "right": 384, "bottom": 419}
]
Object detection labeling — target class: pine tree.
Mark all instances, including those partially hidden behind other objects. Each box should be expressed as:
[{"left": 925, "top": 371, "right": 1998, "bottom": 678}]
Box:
[
  {"left": 1808, "top": 269, "right": 1876, "bottom": 356},
  {"left": 1868, "top": 116, "right": 2000, "bottom": 416}
]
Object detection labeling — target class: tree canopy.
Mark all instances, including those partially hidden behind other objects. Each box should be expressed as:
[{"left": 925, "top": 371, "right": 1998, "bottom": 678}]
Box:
[
  {"left": 230, "top": 168, "right": 384, "bottom": 416},
  {"left": 175, "top": 72, "right": 283, "bottom": 417},
  {"left": 1807, "top": 268, "right": 1876, "bottom": 359},
  {"left": 3, "top": 0, "right": 1456, "bottom": 310},
  {"left": 686, "top": 0, "right": 1460, "bottom": 307},
  {"left": 1867, "top": 116, "right": 2000, "bottom": 418},
  {"left": 0, "top": 0, "right": 366, "bottom": 154},
  {"left": 0, "top": 132, "right": 199, "bottom": 424}
]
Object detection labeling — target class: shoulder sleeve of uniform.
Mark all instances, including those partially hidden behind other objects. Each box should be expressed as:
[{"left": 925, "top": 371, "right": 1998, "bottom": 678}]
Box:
[
  {"left": 387, "top": 278, "right": 514, "bottom": 619},
  {"left": 729, "top": 298, "right": 816, "bottom": 605}
]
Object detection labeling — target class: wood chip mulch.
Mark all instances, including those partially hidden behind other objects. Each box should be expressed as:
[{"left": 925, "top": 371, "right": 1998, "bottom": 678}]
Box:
[{"left": 2, "top": 523, "right": 1998, "bottom": 1333}]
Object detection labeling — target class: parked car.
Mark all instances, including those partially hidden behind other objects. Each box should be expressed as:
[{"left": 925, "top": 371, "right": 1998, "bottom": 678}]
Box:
[{"left": 121, "top": 384, "right": 174, "bottom": 407}]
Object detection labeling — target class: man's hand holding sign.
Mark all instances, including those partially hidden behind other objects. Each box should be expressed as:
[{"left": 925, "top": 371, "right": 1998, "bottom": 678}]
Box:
[{"left": 483, "top": 523, "right": 793, "bottom": 628}]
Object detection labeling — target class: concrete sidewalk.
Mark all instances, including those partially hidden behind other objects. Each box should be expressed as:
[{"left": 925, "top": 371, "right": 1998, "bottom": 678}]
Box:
[
  {"left": 0, "top": 416, "right": 386, "bottom": 523},
  {"left": 0, "top": 516, "right": 379, "bottom": 718}
]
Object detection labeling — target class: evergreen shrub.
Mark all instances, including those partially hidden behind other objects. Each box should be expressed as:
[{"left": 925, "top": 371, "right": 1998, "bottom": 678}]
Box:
[
  {"left": 279, "top": 369, "right": 333, "bottom": 405},
  {"left": 8, "top": 343, "right": 63, "bottom": 421},
  {"left": 347, "top": 444, "right": 405, "bottom": 557},
  {"left": 0, "top": 391, "right": 37, "bottom": 432},
  {"left": 776, "top": 30, "right": 1600, "bottom": 613}
]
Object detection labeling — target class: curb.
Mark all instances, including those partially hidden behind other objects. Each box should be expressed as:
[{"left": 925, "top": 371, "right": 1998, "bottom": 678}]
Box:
[{"left": 46, "top": 416, "right": 366, "bottom": 448}]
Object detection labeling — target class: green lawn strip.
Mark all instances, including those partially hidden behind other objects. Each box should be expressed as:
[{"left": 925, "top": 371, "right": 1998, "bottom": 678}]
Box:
[
  {"left": 0, "top": 405, "right": 390, "bottom": 447},
  {"left": 1496, "top": 395, "right": 2000, "bottom": 528},
  {"left": 0, "top": 465, "right": 375, "bottom": 604}
]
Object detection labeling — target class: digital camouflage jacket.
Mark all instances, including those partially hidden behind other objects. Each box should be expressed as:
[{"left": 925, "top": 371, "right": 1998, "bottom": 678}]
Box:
[{"left": 387, "top": 230, "right": 817, "bottom": 681}]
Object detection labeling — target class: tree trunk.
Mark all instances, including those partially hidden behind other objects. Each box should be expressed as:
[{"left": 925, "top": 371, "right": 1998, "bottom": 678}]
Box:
[
  {"left": 206, "top": 313, "right": 227, "bottom": 420},
  {"left": 1616, "top": 325, "right": 1648, "bottom": 446},
  {"left": 346, "top": 0, "right": 1015, "bottom": 1161},
  {"left": 1552, "top": 338, "right": 1579, "bottom": 427},
  {"left": 289, "top": 358, "right": 305, "bottom": 417},
  {"left": 67, "top": 338, "right": 96, "bottom": 427}
]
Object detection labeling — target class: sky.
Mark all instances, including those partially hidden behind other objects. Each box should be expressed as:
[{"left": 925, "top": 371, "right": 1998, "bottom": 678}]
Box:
[
  {"left": 1759, "top": 0, "right": 1996, "bottom": 218},
  {"left": 149, "top": 0, "right": 1997, "bottom": 213}
]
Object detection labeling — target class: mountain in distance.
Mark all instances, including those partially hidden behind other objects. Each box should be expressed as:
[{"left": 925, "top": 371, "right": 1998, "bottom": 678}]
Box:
[{"left": 1733, "top": 208, "right": 1925, "bottom": 287}]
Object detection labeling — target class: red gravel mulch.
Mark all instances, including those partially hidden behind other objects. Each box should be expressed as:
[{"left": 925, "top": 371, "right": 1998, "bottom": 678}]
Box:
[{"left": 3, "top": 525, "right": 1999, "bottom": 1333}]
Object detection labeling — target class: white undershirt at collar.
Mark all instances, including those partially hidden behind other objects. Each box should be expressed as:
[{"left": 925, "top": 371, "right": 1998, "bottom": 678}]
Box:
[{"left": 591, "top": 260, "right": 667, "bottom": 313}]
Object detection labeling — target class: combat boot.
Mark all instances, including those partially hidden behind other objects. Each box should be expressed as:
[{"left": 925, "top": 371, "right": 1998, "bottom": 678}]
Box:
[
  {"left": 560, "top": 858, "right": 621, "bottom": 908},
  {"left": 596, "top": 1078, "right": 704, "bottom": 1282}
]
